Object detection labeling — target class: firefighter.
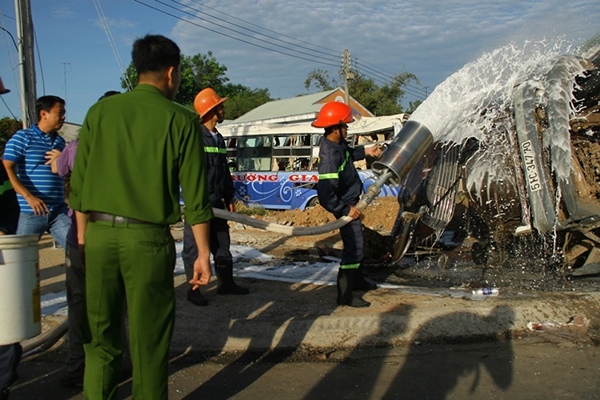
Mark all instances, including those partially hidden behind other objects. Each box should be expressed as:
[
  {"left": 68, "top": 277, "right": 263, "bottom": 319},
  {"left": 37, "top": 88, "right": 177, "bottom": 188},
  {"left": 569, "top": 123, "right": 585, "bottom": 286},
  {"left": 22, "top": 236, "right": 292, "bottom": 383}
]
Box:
[
  {"left": 313, "top": 102, "right": 382, "bottom": 307},
  {"left": 182, "top": 88, "right": 249, "bottom": 306}
]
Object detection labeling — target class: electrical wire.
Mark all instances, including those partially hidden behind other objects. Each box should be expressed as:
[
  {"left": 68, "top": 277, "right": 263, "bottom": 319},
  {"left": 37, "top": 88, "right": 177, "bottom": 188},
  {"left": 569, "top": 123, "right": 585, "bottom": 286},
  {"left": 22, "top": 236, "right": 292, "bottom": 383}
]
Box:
[
  {"left": 175, "top": 0, "right": 341, "bottom": 62},
  {"left": 137, "top": 0, "right": 427, "bottom": 100},
  {"left": 93, "top": 0, "right": 133, "bottom": 91},
  {"left": 134, "top": 0, "right": 339, "bottom": 68}
]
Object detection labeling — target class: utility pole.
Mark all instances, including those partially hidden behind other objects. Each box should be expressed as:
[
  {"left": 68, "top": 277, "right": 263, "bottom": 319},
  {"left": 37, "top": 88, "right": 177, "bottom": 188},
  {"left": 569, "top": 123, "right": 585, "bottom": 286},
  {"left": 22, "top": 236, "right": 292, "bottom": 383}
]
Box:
[
  {"left": 14, "top": 0, "right": 36, "bottom": 128},
  {"left": 342, "top": 49, "right": 354, "bottom": 105},
  {"left": 61, "top": 62, "right": 70, "bottom": 104}
]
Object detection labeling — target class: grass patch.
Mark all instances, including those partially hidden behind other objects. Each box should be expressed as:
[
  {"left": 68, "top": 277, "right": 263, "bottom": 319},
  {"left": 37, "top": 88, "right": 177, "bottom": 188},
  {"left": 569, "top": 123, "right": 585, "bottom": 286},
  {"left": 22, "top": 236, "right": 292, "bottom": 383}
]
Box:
[{"left": 234, "top": 201, "right": 270, "bottom": 216}]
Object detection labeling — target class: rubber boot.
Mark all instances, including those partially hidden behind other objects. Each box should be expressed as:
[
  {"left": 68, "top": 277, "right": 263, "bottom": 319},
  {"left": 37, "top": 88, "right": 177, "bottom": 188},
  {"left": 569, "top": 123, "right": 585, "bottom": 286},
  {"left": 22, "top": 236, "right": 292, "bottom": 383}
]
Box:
[
  {"left": 184, "top": 262, "right": 208, "bottom": 306},
  {"left": 336, "top": 269, "right": 370, "bottom": 308},
  {"left": 187, "top": 287, "right": 208, "bottom": 306},
  {"left": 216, "top": 259, "right": 249, "bottom": 295},
  {"left": 353, "top": 264, "right": 378, "bottom": 291}
]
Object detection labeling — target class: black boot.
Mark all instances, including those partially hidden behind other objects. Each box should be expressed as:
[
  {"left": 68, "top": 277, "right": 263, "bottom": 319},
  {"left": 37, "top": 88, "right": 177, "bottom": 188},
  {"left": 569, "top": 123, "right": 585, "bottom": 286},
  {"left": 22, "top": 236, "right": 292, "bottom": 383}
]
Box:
[
  {"left": 216, "top": 259, "right": 249, "bottom": 295},
  {"left": 187, "top": 287, "right": 208, "bottom": 306},
  {"left": 353, "top": 264, "right": 378, "bottom": 291},
  {"left": 336, "top": 269, "right": 370, "bottom": 308}
]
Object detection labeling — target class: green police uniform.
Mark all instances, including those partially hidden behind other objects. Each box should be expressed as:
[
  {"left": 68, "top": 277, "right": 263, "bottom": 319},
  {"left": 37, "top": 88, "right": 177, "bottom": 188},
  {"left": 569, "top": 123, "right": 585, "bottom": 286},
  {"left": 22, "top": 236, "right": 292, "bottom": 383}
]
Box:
[{"left": 70, "top": 84, "right": 213, "bottom": 400}]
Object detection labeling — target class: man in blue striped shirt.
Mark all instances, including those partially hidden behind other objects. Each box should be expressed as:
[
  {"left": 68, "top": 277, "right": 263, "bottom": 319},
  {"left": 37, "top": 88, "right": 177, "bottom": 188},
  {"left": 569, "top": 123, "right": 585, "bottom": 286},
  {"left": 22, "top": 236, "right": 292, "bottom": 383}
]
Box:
[{"left": 2, "top": 95, "right": 70, "bottom": 249}]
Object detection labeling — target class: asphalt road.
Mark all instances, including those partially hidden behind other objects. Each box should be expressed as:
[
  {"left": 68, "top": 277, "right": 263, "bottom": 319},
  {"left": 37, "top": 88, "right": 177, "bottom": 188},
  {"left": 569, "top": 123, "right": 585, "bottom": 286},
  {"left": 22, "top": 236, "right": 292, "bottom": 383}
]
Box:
[{"left": 10, "top": 335, "right": 600, "bottom": 399}]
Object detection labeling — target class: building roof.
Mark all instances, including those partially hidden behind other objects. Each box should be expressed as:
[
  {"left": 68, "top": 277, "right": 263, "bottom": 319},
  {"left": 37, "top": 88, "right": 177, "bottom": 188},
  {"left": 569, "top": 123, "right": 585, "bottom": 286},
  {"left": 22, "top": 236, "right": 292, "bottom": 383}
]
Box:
[
  {"left": 218, "top": 113, "right": 408, "bottom": 138},
  {"left": 232, "top": 88, "right": 374, "bottom": 124}
]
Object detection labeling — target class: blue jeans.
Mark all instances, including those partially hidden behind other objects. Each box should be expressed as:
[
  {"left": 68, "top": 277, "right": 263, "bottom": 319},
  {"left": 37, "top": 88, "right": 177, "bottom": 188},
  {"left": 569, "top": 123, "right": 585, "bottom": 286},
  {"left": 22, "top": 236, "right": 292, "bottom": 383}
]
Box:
[{"left": 17, "top": 202, "right": 70, "bottom": 249}]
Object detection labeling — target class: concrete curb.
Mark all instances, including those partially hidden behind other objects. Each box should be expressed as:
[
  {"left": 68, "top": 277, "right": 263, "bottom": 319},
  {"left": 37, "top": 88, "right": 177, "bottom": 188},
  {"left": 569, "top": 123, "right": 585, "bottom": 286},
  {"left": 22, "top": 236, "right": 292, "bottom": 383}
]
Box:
[{"left": 170, "top": 277, "right": 600, "bottom": 355}]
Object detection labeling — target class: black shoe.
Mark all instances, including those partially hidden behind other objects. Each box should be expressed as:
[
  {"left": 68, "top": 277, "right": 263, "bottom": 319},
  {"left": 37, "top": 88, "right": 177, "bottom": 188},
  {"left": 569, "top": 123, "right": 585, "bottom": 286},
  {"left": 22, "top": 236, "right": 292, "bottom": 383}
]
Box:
[
  {"left": 353, "top": 277, "right": 378, "bottom": 291},
  {"left": 59, "top": 368, "right": 84, "bottom": 387},
  {"left": 187, "top": 287, "right": 208, "bottom": 306},
  {"left": 336, "top": 295, "right": 371, "bottom": 308},
  {"left": 217, "top": 282, "right": 249, "bottom": 295}
]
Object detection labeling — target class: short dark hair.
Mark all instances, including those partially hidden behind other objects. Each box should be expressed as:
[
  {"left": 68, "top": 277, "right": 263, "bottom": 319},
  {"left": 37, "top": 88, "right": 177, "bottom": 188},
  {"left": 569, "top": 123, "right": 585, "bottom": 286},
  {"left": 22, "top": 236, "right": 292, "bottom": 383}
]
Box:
[
  {"left": 98, "top": 90, "right": 120, "bottom": 101},
  {"left": 132, "top": 34, "right": 180, "bottom": 76},
  {"left": 35, "top": 95, "right": 65, "bottom": 122}
]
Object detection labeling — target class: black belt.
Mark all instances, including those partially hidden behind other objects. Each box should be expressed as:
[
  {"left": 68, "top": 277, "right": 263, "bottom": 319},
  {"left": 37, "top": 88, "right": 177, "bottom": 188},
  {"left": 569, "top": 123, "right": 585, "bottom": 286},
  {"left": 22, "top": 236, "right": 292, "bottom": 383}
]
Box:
[{"left": 89, "top": 212, "right": 161, "bottom": 226}]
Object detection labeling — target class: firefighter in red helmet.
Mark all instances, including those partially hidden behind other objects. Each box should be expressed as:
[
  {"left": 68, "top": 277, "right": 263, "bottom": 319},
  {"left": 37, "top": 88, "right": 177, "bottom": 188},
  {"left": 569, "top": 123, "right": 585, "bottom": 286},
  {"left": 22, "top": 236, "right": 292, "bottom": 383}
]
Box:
[{"left": 314, "top": 102, "right": 383, "bottom": 307}]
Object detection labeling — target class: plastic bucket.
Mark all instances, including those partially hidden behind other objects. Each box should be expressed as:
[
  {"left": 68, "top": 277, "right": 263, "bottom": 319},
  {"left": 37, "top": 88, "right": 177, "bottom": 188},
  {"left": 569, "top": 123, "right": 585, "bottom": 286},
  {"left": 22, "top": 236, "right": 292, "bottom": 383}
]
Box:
[{"left": 0, "top": 234, "right": 41, "bottom": 344}]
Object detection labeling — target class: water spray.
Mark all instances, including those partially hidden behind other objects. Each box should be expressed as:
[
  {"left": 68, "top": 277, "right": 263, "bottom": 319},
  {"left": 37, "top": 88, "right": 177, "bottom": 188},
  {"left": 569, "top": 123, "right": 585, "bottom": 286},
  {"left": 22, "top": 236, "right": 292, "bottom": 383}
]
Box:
[{"left": 214, "top": 120, "right": 433, "bottom": 235}]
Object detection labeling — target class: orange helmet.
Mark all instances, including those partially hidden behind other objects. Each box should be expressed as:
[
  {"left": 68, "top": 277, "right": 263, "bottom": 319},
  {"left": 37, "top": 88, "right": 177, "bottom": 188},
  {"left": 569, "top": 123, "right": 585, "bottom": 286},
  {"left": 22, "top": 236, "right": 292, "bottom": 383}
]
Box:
[
  {"left": 312, "top": 102, "right": 354, "bottom": 128},
  {"left": 194, "top": 88, "right": 227, "bottom": 117}
]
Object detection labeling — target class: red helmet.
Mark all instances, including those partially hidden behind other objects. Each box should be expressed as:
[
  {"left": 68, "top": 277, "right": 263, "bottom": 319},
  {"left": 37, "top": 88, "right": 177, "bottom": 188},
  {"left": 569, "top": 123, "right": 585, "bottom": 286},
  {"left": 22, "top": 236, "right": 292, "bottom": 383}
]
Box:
[
  {"left": 312, "top": 102, "right": 354, "bottom": 128},
  {"left": 194, "top": 88, "right": 227, "bottom": 117}
]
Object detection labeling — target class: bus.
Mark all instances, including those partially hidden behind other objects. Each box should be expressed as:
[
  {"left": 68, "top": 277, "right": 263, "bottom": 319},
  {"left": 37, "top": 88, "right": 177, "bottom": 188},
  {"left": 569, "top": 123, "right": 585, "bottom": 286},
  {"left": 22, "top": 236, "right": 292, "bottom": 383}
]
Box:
[{"left": 218, "top": 114, "right": 408, "bottom": 210}]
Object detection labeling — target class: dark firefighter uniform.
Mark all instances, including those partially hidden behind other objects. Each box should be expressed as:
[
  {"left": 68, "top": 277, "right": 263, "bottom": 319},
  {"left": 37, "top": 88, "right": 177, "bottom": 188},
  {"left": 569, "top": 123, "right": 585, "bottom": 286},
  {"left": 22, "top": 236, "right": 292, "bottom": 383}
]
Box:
[
  {"left": 182, "top": 125, "right": 241, "bottom": 292},
  {"left": 317, "top": 135, "right": 373, "bottom": 306}
]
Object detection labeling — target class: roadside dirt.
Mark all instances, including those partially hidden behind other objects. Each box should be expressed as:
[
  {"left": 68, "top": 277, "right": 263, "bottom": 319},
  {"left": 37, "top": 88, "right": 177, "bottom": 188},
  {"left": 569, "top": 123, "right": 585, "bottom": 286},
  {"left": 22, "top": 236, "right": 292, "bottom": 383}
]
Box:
[
  {"left": 39, "top": 194, "right": 600, "bottom": 299},
  {"left": 225, "top": 196, "right": 600, "bottom": 294}
]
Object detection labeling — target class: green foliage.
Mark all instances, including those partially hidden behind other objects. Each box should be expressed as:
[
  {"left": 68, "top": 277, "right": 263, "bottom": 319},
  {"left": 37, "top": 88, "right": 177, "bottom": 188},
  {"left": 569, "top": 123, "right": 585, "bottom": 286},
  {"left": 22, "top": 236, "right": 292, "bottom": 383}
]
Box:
[
  {"left": 0, "top": 117, "right": 22, "bottom": 155},
  {"left": 234, "top": 201, "right": 270, "bottom": 216},
  {"left": 304, "top": 69, "right": 336, "bottom": 92},
  {"left": 121, "top": 51, "right": 271, "bottom": 119},
  {"left": 304, "top": 68, "right": 420, "bottom": 116},
  {"left": 407, "top": 100, "right": 422, "bottom": 114},
  {"left": 224, "top": 86, "right": 271, "bottom": 120}
]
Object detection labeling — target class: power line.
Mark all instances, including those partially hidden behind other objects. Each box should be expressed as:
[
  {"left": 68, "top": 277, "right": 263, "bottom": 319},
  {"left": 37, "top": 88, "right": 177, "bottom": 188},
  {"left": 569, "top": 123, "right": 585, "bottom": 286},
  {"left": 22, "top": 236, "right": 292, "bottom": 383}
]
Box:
[
  {"left": 93, "top": 0, "right": 133, "bottom": 91},
  {"left": 178, "top": 0, "right": 341, "bottom": 61},
  {"left": 135, "top": 0, "right": 427, "bottom": 100},
  {"left": 354, "top": 59, "right": 428, "bottom": 97},
  {"left": 136, "top": 0, "right": 341, "bottom": 68}
]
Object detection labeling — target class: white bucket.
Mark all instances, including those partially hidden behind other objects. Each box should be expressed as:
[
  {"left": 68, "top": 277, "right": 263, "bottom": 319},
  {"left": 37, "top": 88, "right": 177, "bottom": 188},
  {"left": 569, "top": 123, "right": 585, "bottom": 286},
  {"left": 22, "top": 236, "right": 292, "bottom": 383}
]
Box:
[{"left": 0, "top": 234, "right": 41, "bottom": 344}]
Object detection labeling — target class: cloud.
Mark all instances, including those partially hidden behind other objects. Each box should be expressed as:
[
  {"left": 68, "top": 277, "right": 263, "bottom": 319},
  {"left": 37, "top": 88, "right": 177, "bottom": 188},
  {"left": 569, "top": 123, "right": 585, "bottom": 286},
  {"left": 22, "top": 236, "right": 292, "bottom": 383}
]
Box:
[{"left": 166, "top": 0, "right": 597, "bottom": 103}]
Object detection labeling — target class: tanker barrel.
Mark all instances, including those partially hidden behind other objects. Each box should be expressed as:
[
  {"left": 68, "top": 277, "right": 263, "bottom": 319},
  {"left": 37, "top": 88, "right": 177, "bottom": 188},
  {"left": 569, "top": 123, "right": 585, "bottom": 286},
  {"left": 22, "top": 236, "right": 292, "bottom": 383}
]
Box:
[{"left": 371, "top": 120, "right": 433, "bottom": 187}]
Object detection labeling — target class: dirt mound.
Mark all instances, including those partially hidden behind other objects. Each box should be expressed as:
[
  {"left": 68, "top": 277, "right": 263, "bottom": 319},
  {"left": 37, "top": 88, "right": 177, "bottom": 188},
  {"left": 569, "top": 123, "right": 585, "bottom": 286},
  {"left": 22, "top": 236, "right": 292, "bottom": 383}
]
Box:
[{"left": 260, "top": 196, "right": 399, "bottom": 233}]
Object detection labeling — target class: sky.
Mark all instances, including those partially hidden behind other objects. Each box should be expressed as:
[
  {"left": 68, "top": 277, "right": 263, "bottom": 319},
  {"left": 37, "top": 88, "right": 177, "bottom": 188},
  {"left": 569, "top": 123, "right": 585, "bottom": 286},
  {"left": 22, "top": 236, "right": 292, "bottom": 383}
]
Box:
[{"left": 1, "top": 0, "right": 599, "bottom": 126}]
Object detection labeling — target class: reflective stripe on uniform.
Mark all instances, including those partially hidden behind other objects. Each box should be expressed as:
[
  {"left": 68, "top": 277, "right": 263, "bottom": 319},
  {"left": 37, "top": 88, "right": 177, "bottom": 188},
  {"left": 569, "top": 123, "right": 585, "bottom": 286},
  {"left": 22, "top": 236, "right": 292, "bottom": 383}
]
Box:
[
  {"left": 318, "top": 151, "right": 351, "bottom": 180},
  {"left": 319, "top": 172, "right": 338, "bottom": 180},
  {"left": 204, "top": 146, "right": 226, "bottom": 154},
  {"left": 340, "top": 263, "right": 360, "bottom": 270}
]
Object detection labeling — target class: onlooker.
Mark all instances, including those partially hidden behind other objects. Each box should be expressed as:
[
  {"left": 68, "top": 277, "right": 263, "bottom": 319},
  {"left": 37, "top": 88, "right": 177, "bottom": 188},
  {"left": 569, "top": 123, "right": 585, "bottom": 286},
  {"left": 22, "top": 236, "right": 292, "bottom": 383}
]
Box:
[
  {"left": 69, "top": 34, "right": 213, "bottom": 399},
  {"left": 0, "top": 162, "right": 21, "bottom": 400},
  {"left": 313, "top": 102, "right": 382, "bottom": 308},
  {"left": 45, "top": 91, "right": 130, "bottom": 387},
  {"left": 182, "top": 88, "right": 248, "bottom": 306},
  {"left": 2, "top": 96, "right": 69, "bottom": 249}
]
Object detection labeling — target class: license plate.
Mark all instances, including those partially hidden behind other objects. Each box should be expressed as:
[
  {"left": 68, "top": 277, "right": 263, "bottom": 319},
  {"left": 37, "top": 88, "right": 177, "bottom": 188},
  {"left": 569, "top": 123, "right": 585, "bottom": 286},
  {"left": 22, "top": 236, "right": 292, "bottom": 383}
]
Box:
[{"left": 521, "top": 140, "right": 542, "bottom": 192}]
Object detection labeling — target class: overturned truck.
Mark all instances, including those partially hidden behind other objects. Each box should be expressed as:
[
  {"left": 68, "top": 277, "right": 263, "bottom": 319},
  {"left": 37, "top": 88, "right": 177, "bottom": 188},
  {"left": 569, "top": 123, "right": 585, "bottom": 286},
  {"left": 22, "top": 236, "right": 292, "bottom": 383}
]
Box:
[{"left": 380, "top": 48, "right": 600, "bottom": 277}]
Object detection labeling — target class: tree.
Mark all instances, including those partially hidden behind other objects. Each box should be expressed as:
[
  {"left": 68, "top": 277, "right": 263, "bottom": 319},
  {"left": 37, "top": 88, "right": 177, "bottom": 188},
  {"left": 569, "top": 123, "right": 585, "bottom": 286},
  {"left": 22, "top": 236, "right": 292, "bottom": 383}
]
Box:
[
  {"left": 0, "top": 117, "right": 22, "bottom": 154},
  {"left": 304, "top": 69, "right": 335, "bottom": 92},
  {"left": 304, "top": 68, "right": 420, "bottom": 116},
  {"left": 223, "top": 86, "right": 271, "bottom": 120},
  {"left": 121, "top": 51, "right": 271, "bottom": 120}
]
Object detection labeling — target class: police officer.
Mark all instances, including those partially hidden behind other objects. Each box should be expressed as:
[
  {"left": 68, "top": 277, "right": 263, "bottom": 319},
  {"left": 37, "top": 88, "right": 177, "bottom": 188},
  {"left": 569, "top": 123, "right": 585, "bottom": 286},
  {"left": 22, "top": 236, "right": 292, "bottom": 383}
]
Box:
[
  {"left": 182, "top": 88, "right": 249, "bottom": 306},
  {"left": 314, "top": 102, "right": 382, "bottom": 307}
]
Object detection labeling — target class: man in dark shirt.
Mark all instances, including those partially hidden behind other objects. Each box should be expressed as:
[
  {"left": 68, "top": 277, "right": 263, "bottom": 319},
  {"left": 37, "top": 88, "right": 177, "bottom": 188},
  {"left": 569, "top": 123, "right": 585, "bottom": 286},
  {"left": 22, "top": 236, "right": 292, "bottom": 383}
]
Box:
[{"left": 182, "top": 88, "right": 249, "bottom": 306}]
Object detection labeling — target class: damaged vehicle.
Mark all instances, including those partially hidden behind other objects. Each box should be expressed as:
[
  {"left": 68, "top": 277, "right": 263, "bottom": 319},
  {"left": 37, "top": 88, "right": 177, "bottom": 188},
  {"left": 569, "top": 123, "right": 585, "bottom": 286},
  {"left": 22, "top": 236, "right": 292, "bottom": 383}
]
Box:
[{"left": 381, "top": 47, "right": 600, "bottom": 277}]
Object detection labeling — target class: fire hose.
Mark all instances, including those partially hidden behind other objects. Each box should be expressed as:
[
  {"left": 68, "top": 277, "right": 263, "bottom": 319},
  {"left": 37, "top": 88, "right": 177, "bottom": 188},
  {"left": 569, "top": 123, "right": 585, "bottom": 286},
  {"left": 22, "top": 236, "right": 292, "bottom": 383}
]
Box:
[
  {"left": 213, "top": 120, "right": 433, "bottom": 235},
  {"left": 24, "top": 121, "right": 433, "bottom": 355}
]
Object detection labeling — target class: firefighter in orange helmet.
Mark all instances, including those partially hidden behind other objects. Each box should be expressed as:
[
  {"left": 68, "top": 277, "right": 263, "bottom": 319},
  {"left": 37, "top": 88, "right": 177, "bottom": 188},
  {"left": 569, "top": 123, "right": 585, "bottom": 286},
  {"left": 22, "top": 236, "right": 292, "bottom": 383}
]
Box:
[
  {"left": 314, "top": 102, "right": 382, "bottom": 307},
  {"left": 182, "top": 88, "right": 249, "bottom": 306}
]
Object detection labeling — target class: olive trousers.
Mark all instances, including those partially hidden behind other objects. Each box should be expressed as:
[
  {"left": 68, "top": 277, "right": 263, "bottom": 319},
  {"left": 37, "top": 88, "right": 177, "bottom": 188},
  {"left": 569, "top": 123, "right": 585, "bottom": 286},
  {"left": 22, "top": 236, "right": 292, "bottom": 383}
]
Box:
[{"left": 83, "top": 220, "right": 175, "bottom": 400}]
